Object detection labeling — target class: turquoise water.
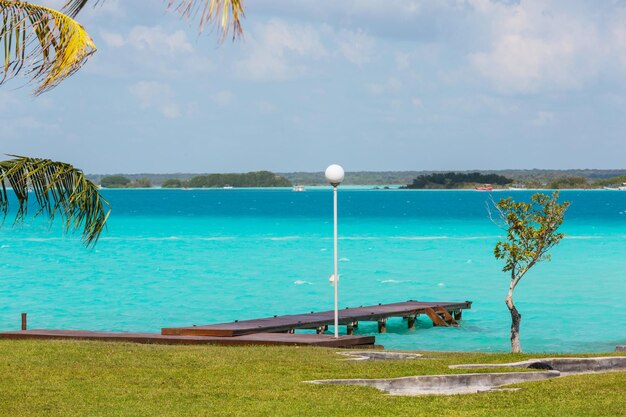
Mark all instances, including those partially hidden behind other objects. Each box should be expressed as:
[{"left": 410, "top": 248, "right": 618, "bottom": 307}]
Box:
[{"left": 0, "top": 189, "right": 624, "bottom": 352}]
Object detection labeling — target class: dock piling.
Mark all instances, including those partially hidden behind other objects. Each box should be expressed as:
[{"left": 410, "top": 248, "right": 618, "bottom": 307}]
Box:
[
  {"left": 377, "top": 318, "right": 387, "bottom": 333},
  {"left": 21, "top": 313, "right": 27, "bottom": 331}
]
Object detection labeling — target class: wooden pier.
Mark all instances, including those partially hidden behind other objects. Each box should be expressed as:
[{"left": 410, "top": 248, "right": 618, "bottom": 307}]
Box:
[
  {"left": 0, "top": 300, "right": 471, "bottom": 348},
  {"left": 162, "top": 300, "right": 472, "bottom": 337},
  {"left": 0, "top": 329, "right": 375, "bottom": 348}
]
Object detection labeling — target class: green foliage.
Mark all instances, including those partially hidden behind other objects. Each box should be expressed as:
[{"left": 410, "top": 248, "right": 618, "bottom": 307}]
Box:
[
  {"left": 280, "top": 169, "right": 626, "bottom": 186},
  {"left": 189, "top": 171, "right": 291, "bottom": 188},
  {"left": 0, "top": 156, "right": 109, "bottom": 247},
  {"left": 0, "top": 341, "right": 623, "bottom": 417},
  {"left": 161, "top": 179, "right": 184, "bottom": 188},
  {"left": 100, "top": 175, "right": 131, "bottom": 188},
  {"left": 594, "top": 175, "right": 626, "bottom": 187},
  {"left": 494, "top": 192, "right": 569, "bottom": 281},
  {"left": 493, "top": 192, "right": 569, "bottom": 352},
  {"left": 100, "top": 176, "right": 152, "bottom": 188},
  {"left": 547, "top": 176, "right": 590, "bottom": 189},
  {"left": 403, "top": 172, "right": 512, "bottom": 189},
  {"left": 131, "top": 178, "right": 151, "bottom": 188}
]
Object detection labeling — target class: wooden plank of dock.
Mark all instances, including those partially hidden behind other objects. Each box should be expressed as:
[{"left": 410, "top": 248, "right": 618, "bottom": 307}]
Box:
[
  {"left": 162, "top": 300, "right": 472, "bottom": 337},
  {"left": 0, "top": 329, "right": 375, "bottom": 348}
]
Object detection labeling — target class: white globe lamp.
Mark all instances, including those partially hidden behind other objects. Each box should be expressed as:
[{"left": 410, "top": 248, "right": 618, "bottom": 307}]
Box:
[{"left": 325, "top": 164, "right": 345, "bottom": 186}]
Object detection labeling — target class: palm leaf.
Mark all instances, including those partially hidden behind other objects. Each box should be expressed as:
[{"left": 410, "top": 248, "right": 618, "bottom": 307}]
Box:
[
  {"left": 62, "top": 0, "right": 245, "bottom": 40},
  {"left": 169, "top": 0, "right": 245, "bottom": 40},
  {"left": 0, "top": 1, "right": 96, "bottom": 94},
  {"left": 0, "top": 155, "right": 110, "bottom": 246},
  {"left": 61, "top": 0, "right": 94, "bottom": 18}
]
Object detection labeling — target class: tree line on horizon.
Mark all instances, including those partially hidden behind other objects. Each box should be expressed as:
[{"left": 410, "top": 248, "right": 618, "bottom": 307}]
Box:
[
  {"left": 99, "top": 172, "right": 292, "bottom": 188},
  {"left": 402, "top": 172, "right": 513, "bottom": 189},
  {"left": 186, "top": 171, "right": 291, "bottom": 188},
  {"left": 88, "top": 169, "right": 626, "bottom": 188},
  {"left": 100, "top": 176, "right": 152, "bottom": 188},
  {"left": 400, "top": 172, "right": 626, "bottom": 190}
]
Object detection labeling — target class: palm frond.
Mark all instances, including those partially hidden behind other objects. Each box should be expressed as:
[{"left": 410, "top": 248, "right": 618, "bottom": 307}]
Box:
[
  {"left": 0, "top": 156, "right": 110, "bottom": 247},
  {"left": 0, "top": 1, "right": 96, "bottom": 95},
  {"left": 61, "top": 0, "right": 94, "bottom": 18},
  {"left": 62, "top": 0, "right": 245, "bottom": 40},
  {"left": 168, "top": 0, "right": 245, "bottom": 40}
]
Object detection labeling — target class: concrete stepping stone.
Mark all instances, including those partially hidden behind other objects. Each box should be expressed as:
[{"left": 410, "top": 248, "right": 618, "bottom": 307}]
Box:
[
  {"left": 337, "top": 351, "right": 423, "bottom": 361},
  {"left": 449, "top": 356, "right": 626, "bottom": 374},
  {"left": 308, "top": 371, "right": 560, "bottom": 396}
]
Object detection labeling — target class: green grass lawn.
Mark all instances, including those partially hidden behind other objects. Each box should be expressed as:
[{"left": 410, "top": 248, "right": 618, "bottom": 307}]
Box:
[{"left": 0, "top": 340, "right": 623, "bottom": 416}]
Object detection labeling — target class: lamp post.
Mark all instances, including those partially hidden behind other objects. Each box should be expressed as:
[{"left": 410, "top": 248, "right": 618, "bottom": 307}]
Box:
[{"left": 325, "top": 164, "right": 345, "bottom": 338}]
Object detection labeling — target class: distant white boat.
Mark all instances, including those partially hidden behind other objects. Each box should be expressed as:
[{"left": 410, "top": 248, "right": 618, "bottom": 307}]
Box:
[
  {"left": 292, "top": 185, "right": 305, "bottom": 192},
  {"left": 508, "top": 184, "right": 526, "bottom": 190},
  {"left": 603, "top": 182, "right": 626, "bottom": 191},
  {"left": 223, "top": 185, "right": 233, "bottom": 189}
]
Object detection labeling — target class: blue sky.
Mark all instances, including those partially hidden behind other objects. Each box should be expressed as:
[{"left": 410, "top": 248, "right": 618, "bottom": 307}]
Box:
[{"left": 1, "top": 0, "right": 625, "bottom": 173}]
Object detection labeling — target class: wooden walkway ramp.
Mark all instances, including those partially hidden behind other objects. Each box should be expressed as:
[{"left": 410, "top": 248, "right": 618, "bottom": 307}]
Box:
[
  {"left": 0, "top": 300, "right": 471, "bottom": 348},
  {"left": 162, "top": 300, "right": 472, "bottom": 337},
  {"left": 0, "top": 330, "right": 375, "bottom": 348}
]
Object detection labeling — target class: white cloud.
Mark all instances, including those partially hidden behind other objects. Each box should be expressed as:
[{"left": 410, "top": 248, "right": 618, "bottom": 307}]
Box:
[
  {"left": 531, "top": 111, "right": 555, "bottom": 127},
  {"left": 337, "top": 29, "right": 376, "bottom": 66},
  {"left": 87, "top": 0, "right": 126, "bottom": 18},
  {"left": 120, "top": 26, "right": 209, "bottom": 76},
  {"left": 92, "top": 25, "right": 213, "bottom": 78},
  {"left": 252, "top": 1, "right": 426, "bottom": 22},
  {"left": 235, "top": 19, "right": 328, "bottom": 80},
  {"left": 333, "top": 0, "right": 423, "bottom": 18},
  {"left": 211, "top": 91, "right": 235, "bottom": 107},
  {"left": 127, "top": 26, "right": 193, "bottom": 55},
  {"left": 161, "top": 104, "right": 181, "bottom": 119},
  {"left": 257, "top": 101, "right": 277, "bottom": 114},
  {"left": 129, "top": 81, "right": 180, "bottom": 119},
  {"left": 467, "top": 0, "right": 621, "bottom": 93},
  {"left": 395, "top": 52, "right": 411, "bottom": 71},
  {"left": 0, "top": 116, "right": 60, "bottom": 141},
  {"left": 100, "top": 31, "right": 125, "bottom": 48},
  {"left": 611, "top": 10, "right": 626, "bottom": 72},
  {"left": 368, "top": 77, "right": 402, "bottom": 95}
]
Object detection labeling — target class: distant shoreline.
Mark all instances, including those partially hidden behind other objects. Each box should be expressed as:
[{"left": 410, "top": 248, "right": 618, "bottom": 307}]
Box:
[
  {"left": 88, "top": 169, "right": 626, "bottom": 189},
  {"left": 95, "top": 186, "right": 624, "bottom": 191}
]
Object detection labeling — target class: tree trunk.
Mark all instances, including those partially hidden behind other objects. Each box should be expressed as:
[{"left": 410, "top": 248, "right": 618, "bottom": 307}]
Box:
[{"left": 505, "top": 285, "right": 522, "bottom": 353}]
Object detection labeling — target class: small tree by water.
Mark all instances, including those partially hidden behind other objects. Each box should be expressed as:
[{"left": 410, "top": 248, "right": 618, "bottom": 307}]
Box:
[{"left": 491, "top": 192, "right": 569, "bottom": 353}]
